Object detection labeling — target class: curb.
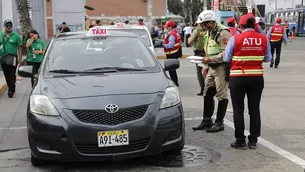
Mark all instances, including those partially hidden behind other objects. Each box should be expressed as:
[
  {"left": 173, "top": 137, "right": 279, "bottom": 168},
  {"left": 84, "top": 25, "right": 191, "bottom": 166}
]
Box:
[
  {"left": 157, "top": 55, "right": 191, "bottom": 59},
  {"left": 0, "top": 77, "right": 7, "bottom": 97}
]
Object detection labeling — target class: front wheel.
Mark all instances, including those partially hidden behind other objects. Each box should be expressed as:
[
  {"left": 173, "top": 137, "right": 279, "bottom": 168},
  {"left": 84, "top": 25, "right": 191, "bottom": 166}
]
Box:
[{"left": 31, "top": 154, "right": 48, "bottom": 167}]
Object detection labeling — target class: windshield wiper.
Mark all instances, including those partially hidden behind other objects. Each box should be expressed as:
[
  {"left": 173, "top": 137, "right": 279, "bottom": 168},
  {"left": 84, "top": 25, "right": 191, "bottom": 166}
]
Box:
[
  {"left": 49, "top": 69, "right": 81, "bottom": 74},
  {"left": 84, "top": 67, "right": 146, "bottom": 72}
]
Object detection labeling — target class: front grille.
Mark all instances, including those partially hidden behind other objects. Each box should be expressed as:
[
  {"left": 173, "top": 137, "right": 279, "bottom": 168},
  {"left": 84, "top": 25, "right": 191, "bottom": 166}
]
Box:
[
  {"left": 75, "top": 137, "right": 151, "bottom": 154},
  {"left": 72, "top": 105, "right": 148, "bottom": 125}
]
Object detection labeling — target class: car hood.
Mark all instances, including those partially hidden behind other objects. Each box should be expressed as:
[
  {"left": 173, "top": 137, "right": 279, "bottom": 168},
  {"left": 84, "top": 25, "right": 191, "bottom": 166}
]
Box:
[{"left": 41, "top": 72, "right": 169, "bottom": 99}]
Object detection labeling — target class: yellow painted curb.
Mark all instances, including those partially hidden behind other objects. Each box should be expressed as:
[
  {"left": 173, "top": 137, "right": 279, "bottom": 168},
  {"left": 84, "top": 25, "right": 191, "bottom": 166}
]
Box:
[
  {"left": 0, "top": 77, "right": 7, "bottom": 97},
  {"left": 157, "top": 55, "right": 191, "bottom": 59}
]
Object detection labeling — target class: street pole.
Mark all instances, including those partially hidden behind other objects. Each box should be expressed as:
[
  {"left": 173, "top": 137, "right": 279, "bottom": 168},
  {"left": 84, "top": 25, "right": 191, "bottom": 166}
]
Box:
[
  {"left": 274, "top": 0, "right": 277, "bottom": 10},
  {"left": 148, "top": 0, "right": 153, "bottom": 32},
  {"left": 203, "top": 0, "right": 207, "bottom": 10}
]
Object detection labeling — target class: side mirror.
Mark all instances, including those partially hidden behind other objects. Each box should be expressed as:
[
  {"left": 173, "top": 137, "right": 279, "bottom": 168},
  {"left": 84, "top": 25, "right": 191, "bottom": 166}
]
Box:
[
  {"left": 18, "top": 66, "right": 33, "bottom": 78},
  {"left": 164, "top": 59, "right": 180, "bottom": 71}
]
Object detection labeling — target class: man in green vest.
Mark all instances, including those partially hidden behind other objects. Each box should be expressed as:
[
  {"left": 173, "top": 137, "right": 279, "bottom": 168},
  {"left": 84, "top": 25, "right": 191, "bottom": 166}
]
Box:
[
  {"left": 188, "top": 23, "right": 206, "bottom": 96},
  {"left": 0, "top": 19, "right": 23, "bottom": 98},
  {"left": 192, "top": 10, "right": 232, "bottom": 133}
]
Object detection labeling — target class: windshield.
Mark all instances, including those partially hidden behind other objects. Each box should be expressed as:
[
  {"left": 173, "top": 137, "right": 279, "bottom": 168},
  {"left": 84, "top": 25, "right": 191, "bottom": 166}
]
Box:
[
  {"left": 109, "top": 29, "right": 151, "bottom": 46},
  {"left": 45, "top": 37, "right": 159, "bottom": 74}
]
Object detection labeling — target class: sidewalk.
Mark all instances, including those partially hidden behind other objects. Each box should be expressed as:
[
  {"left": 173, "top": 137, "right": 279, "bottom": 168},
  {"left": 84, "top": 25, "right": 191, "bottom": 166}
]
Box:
[
  {"left": 0, "top": 71, "right": 7, "bottom": 97},
  {"left": 155, "top": 47, "right": 194, "bottom": 59}
]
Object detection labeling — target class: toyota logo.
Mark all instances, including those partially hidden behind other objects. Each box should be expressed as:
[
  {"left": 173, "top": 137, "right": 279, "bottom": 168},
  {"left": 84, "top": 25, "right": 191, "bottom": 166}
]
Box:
[{"left": 105, "top": 104, "right": 119, "bottom": 113}]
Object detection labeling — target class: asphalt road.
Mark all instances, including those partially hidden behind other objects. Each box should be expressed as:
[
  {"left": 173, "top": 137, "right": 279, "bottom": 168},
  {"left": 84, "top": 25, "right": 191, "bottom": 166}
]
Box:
[{"left": 0, "top": 38, "right": 305, "bottom": 172}]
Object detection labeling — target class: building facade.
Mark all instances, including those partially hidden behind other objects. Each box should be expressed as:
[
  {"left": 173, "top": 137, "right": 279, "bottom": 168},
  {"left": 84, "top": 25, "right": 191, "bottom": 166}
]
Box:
[{"left": 1, "top": 0, "right": 167, "bottom": 39}]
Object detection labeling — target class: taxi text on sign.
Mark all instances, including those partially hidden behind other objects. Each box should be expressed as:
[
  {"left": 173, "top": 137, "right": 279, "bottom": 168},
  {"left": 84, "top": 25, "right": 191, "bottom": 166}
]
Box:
[{"left": 88, "top": 26, "right": 110, "bottom": 36}]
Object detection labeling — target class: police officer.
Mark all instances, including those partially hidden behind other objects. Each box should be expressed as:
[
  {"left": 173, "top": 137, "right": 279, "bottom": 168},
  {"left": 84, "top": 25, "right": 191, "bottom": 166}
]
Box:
[
  {"left": 223, "top": 15, "right": 272, "bottom": 149},
  {"left": 188, "top": 23, "right": 206, "bottom": 96},
  {"left": 267, "top": 17, "right": 287, "bottom": 68},
  {"left": 227, "top": 18, "right": 240, "bottom": 36},
  {"left": 0, "top": 19, "right": 23, "bottom": 98},
  {"left": 192, "top": 10, "right": 232, "bottom": 132},
  {"left": 163, "top": 20, "right": 182, "bottom": 86}
]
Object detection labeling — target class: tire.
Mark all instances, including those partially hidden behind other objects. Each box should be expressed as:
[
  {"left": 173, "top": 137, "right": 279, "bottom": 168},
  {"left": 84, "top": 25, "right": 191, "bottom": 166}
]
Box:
[{"left": 31, "top": 154, "right": 47, "bottom": 167}]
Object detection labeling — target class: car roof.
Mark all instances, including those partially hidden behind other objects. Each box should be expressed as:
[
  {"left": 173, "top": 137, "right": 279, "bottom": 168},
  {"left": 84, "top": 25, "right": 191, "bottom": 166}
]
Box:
[
  {"left": 54, "top": 30, "right": 138, "bottom": 40},
  {"left": 105, "top": 24, "right": 149, "bottom": 31}
]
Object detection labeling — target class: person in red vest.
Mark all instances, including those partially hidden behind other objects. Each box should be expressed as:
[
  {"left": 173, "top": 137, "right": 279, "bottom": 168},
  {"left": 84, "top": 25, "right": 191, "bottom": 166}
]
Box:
[
  {"left": 223, "top": 14, "right": 272, "bottom": 150},
  {"left": 227, "top": 17, "right": 240, "bottom": 35},
  {"left": 267, "top": 17, "right": 288, "bottom": 68},
  {"left": 163, "top": 20, "right": 182, "bottom": 86},
  {"left": 244, "top": 13, "right": 264, "bottom": 34}
]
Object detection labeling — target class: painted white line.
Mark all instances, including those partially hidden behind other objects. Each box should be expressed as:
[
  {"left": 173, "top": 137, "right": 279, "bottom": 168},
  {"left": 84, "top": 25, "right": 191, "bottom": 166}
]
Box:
[
  {"left": 222, "top": 118, "right": 305, "bottom": 169},
  {"left": 3, "top": 117, "right": 305, "bottom": 169},
  {"left": 185, "top": 116, "right": 305, "bottom": 169},
  {"left": 0, "top": 126, "right": 27, "bottom": 130}
]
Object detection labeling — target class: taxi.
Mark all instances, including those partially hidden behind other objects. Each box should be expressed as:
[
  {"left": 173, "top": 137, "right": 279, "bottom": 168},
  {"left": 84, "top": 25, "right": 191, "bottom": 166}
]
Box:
[
  {"left": 106, "top": 22, "right": 156, "bottom": 54},
  {"left": 18, "top": 26, "right": 185, "bottom": 166}
]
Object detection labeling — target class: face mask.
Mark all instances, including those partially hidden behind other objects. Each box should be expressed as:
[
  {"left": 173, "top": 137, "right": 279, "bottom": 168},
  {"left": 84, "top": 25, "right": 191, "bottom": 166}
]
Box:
[{"left": 164, "top": 29, "right": 168, "bottom": 33}]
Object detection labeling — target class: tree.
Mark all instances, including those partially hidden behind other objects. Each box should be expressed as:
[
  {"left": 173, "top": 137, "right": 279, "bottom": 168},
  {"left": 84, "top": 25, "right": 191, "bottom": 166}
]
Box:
[
  {"left": 168, "top": 0, "right": 184, "bottom": 17},
  {"left": 182, "top": 0, "right": 203, "bottom": 23},
  {"left": 15, "top": 0, "right": 32, "bottom": 55}
]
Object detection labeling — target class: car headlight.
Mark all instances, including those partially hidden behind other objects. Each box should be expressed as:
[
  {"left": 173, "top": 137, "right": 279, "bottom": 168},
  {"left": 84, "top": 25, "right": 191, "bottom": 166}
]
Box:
[
  {"left": 30, "top": 95, "right": 59, "bottom": 116},
  {"left": 160, "top": 86, "right": 181, "bottom": 109}
]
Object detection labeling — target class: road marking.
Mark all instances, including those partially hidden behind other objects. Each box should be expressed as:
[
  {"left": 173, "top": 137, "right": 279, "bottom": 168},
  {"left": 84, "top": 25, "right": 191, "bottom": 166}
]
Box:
[
  {"left": 2, "top": 117, "right": 305, "bottom": 169},
  {"left": 186, "top": 116, "right": 305, "bottom": 169},
  {"left": 0, "top": 126, "right": 27, "bottom": 130}
]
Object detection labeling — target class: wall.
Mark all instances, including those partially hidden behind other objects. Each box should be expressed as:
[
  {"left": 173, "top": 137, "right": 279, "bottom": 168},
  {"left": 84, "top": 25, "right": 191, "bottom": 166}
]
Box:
[{"left": 53, "top": 0, "right": 85, "bottom": 34}]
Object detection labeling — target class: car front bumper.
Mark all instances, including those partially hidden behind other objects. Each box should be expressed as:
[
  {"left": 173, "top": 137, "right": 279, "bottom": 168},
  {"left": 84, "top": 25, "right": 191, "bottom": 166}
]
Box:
[{"left": 28, "top": 103, "right": 185, "bottom": 162}]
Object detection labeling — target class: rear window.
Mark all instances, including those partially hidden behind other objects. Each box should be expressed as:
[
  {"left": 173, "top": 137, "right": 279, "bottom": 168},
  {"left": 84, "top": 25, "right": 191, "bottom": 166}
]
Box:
[
  {"left": 45, "top": 36, "right": 159, "bottom": 73},
  {"left": 110, "top": 29, "right": 151, "bottom": 46}
]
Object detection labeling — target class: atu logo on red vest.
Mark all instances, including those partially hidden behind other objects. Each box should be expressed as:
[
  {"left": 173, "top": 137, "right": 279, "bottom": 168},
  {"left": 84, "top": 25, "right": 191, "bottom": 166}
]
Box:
[{"left": 243, "top": 38, "right": 262, "bottom": 46}]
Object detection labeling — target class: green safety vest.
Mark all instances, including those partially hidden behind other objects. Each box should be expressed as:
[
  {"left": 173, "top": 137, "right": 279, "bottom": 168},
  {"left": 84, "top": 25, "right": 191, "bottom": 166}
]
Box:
[
  {"left": 194, "top": 27, "right": 205, "bottom": 51},
  {"left": 203, "top": 24, "right": 229, "bottom": 57}
]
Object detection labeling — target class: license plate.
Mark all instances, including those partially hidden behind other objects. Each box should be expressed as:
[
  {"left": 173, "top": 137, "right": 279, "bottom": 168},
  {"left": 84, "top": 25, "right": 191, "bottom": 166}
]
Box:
[{"left": 97, "top": 130, "right": 129, "bottom": 147}]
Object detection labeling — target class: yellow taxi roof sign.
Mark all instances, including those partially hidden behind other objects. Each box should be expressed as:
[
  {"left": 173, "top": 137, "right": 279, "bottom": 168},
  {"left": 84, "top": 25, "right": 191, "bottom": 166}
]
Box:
[{"left": 87, "top": 26, "right": 110, "bottom": 36}]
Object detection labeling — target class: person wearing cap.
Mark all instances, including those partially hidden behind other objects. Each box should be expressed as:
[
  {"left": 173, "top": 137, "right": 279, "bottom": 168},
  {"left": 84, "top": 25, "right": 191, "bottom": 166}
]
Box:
[
  {"left": 0, "top": 19, "right": 23, "bottom": 98},
  {"left": 227, "top": 17, "right": 240, "bottom": 36},
  {"left": 245, "top": 13, "right": 264, "bottom": 34},
  {"left": 223, "top": 14, "right": 271, "bottom": 149},
  {"left": 125, "top": 20, "right": 129, "bottom": 25},
  {"left": 267, "top": 17, "right": 287, "bottom": 68},
  {"left": 188, "top": 22, "right": 206, "bottom": 96},
  {"left": 192, "top": 10, "right": 232, "bottom": 133},
  {"left": 162, "top": 20, "right": 182, "bottom": 86}
]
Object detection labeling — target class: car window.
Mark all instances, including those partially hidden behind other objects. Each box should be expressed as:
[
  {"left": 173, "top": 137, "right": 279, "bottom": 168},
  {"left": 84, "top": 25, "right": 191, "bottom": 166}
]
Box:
[
  {"left": 109, "top": 29, "right": 151, "bottom": 46},
  {"left": 46, "top": 37, "right": 159, "bottom": 73}
]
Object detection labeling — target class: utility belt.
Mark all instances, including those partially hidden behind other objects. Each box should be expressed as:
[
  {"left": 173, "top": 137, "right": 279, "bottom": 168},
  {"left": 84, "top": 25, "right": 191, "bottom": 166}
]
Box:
[{"left": 194, "top": 49, "right": 205, "bottom": 57}]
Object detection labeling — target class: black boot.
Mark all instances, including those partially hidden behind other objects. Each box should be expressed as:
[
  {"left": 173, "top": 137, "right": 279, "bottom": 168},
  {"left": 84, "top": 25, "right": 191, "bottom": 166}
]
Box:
[
  {"left": 206, "top": 99, "right": 228, "bottom": 133},
  {"left": 270, "top": 60, "right": 274, "bottom": 68},
  {"left": 193, "top": 88, "right": 216, "bottom": 131}
]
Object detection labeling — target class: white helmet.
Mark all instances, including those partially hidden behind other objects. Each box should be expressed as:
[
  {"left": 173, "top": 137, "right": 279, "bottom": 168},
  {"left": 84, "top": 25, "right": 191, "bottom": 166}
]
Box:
[
  {"left": 196, "top": 10, "right": 217, "bottom": 24},
  {"left": 255, "top": 17, "right": 260, "bottom": 23}
]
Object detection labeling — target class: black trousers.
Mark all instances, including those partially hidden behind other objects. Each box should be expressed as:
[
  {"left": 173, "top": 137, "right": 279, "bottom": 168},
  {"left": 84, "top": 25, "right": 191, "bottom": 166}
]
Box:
[
  {"left": 185, "top": 34, "right": 191, "bottom": 47},
  {"left": 181, "top": 31, "right": 185, "bottom": 43},
  {"left": 229, "top": 76, "right": 264, "bottom": 143},
  {"left": 26, "top": 61, "right": 41, "bottom": 87},
  {"left": 194, "top": 50, "right": 205, "bottom": 91},
  {"left": 270, "top": 41, "right": 282, "bottom": 67},
  {"left": 1, "top": 64, "right": 17, "bottom": 93},
  {"left": 166, "top": 56, "right": 179, "bottom": 86}
]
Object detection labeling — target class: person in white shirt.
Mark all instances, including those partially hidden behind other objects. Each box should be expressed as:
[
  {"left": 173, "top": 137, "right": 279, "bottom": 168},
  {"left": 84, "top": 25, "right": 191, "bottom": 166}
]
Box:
[{"left": 183, "top": 24, "right": 193, "bottom": 47}]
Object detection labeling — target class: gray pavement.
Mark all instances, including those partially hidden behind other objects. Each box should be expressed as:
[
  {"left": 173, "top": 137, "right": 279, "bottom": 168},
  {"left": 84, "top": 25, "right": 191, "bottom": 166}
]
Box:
[{"left": 0, "top": 38, "right": 305, "bottom": 171}]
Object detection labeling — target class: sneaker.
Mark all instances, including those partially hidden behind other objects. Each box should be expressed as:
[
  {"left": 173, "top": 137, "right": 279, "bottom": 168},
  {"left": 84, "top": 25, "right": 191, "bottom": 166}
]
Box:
[
  {"left": 247, "top": 142, "right": 257, "bottom": 149},
  {"left": 231, "top": 141, "right": 247, "bottom": 150}
]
